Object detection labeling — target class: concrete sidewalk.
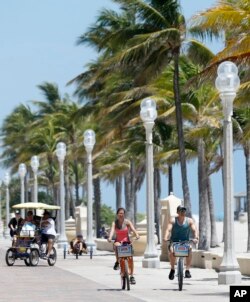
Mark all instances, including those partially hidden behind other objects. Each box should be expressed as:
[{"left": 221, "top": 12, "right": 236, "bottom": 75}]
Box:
[{"left": 1, "top": 237, "right": 250, "bottom": 302}]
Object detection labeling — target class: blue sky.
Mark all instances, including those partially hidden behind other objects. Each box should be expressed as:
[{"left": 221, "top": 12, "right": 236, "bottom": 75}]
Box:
[{"left": 0, "top": 1, "right": 246, "bottom": 215}]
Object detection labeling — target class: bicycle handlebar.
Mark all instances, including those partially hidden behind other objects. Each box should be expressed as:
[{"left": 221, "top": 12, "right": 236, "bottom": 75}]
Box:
[
  {"left": 166, "top": 239, "right": 198, "bottom": 244},
  {"left": 108, "top": 237, "right": 139, "bottom": 244}
]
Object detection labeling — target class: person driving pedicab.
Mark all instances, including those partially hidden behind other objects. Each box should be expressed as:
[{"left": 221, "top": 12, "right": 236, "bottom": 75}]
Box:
[
  {"left": 107, "top": 207, "right": 140, "bottom": 285},
  {"left": 164, "top": 205, "right": 199, "bottom": 280},
  {"left": 40, "top": 210, "right": 56, "bottom": 259}
]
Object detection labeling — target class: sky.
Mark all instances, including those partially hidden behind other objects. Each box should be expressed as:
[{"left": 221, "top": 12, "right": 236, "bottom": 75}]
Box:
[{"left": 0, "top": 1, "right": 246, "bottom": 216}]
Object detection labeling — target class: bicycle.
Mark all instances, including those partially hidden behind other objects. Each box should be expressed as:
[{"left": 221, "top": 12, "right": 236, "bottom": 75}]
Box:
[
  {"left": 65, "top": 239, "right": 88, "bottom": 260},
  {"left": 168, "top": 240, "right": 194, "bottom": 291},
  {"left": 115, "top": 237, "right": 139, "bottom": 291},
  {"left": 116, "top": 243, "right": 133, "bottom": 290}
]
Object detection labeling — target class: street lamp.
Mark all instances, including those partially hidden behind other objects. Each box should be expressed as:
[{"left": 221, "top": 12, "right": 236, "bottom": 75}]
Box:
[
  {"left": 215, "top": 61, "right": 241, "bottom": 284},
  {"left": 30, "top": 155, "right": 39, "bottom": 203},
  {"left": 56, "top": 142, "right": 68, "bottom": 248},
  {"left": 18, "top": 163, "right": 27, "bottom": 218},
  {"left": 83, "top": 129, "right": 96, "bottom": 250},
  {"left": 140, "top": 98, "right": 160, "bottom": 268},
  {"left": 4, "top": 172, "right": 10, "bottom": 239}
]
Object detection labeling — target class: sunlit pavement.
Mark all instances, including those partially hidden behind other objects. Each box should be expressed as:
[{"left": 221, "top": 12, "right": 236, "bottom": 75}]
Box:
[{"left": 1, "top": 237, "right": 250, "bottom": 302}]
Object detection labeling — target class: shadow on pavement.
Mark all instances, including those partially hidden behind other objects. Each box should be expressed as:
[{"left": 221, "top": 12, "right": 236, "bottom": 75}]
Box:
[
  {"left": 192, "top": 292, "right": 228, "bottom": 296},
  {"left": 197, "top": 278, "right": 218, "bottom": 281},
  {"left": 97, "top": 289, "right": 126, "bottom": 291}
]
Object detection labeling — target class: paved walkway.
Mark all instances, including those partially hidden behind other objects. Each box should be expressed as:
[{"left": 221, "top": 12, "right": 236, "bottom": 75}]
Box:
[{"left": 1, "top": 237, "right": 250, "bottom": 302}]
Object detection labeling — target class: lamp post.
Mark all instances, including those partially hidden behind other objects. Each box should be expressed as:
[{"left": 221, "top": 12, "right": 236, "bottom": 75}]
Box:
[
  {"left": 4, "top": 172, "right": 10, "bottom": 239},
  {"left": 56, "top": 142, "right": 68, "bottom": 248},
  {"left": 215, "top": 61, "right": 241, "bottom": 284},
  {"left": 18, "top": 163, "right": 27, "bottom": 218},
  {"left": 30, "top": 155, "right": 39, "bottom": 203},
  {"left": 83, "top": 129, "right": 96, "bottom": 250},
  {"left": 140, "top": 98, "right": 160, "bottom": 268}
]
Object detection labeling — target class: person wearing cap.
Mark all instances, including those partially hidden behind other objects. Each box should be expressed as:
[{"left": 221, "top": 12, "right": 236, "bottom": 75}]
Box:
[
  {"left": 164, "top": 205, "right": 199, "bottom": 280},
  {"left": 40, "top": 210, "right": 56, "bottom": 259},
  {"left": 68, "top": 234, "right": 87, "bottom": 255},
  {"left": 8, "top": 210, "right": 24, "bottom": 242}
]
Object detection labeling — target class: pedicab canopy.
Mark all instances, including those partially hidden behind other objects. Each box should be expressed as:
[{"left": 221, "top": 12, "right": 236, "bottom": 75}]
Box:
[{"left": 12, "top": 202, "right": 60, "bottom": 210}]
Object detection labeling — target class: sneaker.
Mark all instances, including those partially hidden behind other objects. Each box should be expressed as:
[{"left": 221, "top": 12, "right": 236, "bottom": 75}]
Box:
[
  {"left": 130, "top": 276, "right": 136, "bottom": 284},
  {"left": 185, "top": 270, "right": 191, "bottom": 278},
  {"left": 169, "top": 269, "right": 175, "bottom": 280},
  {"left": 113, "top": 261, "right": 119, "bottom": 270}
]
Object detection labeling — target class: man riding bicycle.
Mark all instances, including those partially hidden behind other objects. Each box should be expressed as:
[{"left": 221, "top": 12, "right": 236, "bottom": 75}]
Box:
[{"left": 164, "top": 205, "right": 199, "bottom": 280}]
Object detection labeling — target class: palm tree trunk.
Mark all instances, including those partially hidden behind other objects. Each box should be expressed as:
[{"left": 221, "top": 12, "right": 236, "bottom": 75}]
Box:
[
  {"left": 173, "top": 49, "right": 192, "bottom": 217},
  {"left": 65, "top": 159, "right": 70, "bottom": 220},
  {"left": 94, "top": 176, "right": 101, "bottom": 238},
  {"left": 244, "top": 141, "right": 250, "bottom": 252},
  {"left": 207, "top": 175, "right": 219, "bottom": 247},
  {"left": 73, "top": 159, "right": 80, "bottom": 206},
  {"left": 124, "top": 172, "right": 131, "bottom": 217},
  {"left": 116, "top": 175, "right": 122, "bottom": 211},
  {"left": 168, "top": 165, "right": 173, "bottom": 194},
  {"left": 127, "top": 160, "right": 135, "bottom": 223},
  {"left": 198, "top": 138, "right": 209, "bottom": 250},
  {"left": 25, "top": 172, "right": 30, "bottom": 202},
  {"left": 154, "top": 167, "right": 161, "bottom": 244},
  {"left": 134, "top": 194, "right": 137, "bottom": 225},
  {"left": 70, "top": 187, "right": 75, "bottom": 218}
]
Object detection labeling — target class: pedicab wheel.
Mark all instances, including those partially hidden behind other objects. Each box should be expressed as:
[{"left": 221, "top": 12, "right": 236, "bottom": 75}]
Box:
[
  {"left": 29, "top": 248, "right": 39, "bottom": 266},
  {"left": 24, "top": 258, "right": 30, "bottom": 266},
  {"left": 5, "top": 248, "right": 16, "bottom": 266},
  {"left": 48, "top": 247, "right": 57, "bottom": 266}
]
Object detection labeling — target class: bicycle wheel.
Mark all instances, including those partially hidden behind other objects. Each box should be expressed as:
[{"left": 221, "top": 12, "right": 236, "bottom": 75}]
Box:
[
  {"left": 121, "top": 276, "right": 126, "bottom": 290},
  {"left": 177, "top": 257, "right": 184, "bottom": 291},
  {"left": 5, "top": 248, "right": 16, "bottom": 266},
  {"left": 124, "top": 259, "right": 130, "bottom": 291},
  {"left": 29, "top": 248, "right": 39, "bottom": 266},
  {"left": 48, "top": 247, "right": 57, "bottom": 266},
  {"left": 119, "top": 258, "right": 126, "bottom": 290}
]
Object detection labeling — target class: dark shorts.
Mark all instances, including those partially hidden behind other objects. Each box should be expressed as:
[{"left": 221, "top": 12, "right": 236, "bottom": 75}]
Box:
[{"left": 41, "top": 233, "right": 55, "bottom": 243}]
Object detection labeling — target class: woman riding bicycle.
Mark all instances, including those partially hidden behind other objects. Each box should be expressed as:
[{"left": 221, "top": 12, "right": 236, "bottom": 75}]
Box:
[{"left": 107, "top": 207, "right": 140, "bottom": 285}]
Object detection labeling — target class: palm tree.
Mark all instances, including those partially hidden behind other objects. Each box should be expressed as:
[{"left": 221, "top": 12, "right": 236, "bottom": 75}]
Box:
[
  {"left": 1, "top": 104, "right": 36, "bottom": 171},
  {"left": 189, "top": 0, "right": 250, "bottom": 69},
  {"left": 189, "top": 0, "right": 250, "bottom": 250},
  {"left": 233, "top": 107, "right": 250, "bottom": 251},
  {"left": 75, "top": 0, "right": 219, "bottom": 217}
]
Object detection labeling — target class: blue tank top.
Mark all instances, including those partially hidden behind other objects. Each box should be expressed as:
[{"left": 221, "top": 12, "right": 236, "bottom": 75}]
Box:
[{"left": 170, "top": 217, "right": 190, "bottom": 241}]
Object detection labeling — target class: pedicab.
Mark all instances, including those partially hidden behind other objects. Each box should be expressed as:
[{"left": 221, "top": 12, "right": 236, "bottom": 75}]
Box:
[{"left": 5, "top": 202, "right": 60, "bottom": 267}]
